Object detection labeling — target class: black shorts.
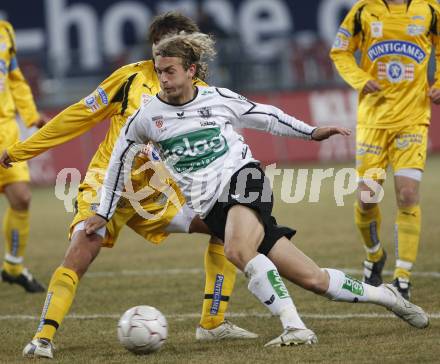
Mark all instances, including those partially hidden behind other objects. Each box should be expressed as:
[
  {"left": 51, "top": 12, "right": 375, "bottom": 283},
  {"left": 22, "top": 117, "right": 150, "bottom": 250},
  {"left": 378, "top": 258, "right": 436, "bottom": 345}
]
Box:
[{"left": 203, "top": 163, "right": 296, "bottom": 255}]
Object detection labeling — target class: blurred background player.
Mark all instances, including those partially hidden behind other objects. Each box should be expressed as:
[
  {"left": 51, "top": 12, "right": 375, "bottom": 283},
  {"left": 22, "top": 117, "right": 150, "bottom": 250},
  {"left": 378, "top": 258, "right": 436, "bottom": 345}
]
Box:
[
  {"left": 330, "top": 0, "right": 440, "bottom": 299},
  {"left": 0, "top": 12, "right": 255, "bottom": 359},
  {"left": 0, "top": 20, "right": 48, "bottom": 292}
]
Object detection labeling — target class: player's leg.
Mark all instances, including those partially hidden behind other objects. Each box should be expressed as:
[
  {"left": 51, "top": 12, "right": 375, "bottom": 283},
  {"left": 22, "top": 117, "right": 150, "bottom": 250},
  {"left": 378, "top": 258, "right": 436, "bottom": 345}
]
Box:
[
  {"left": 23, "top": 227, "right": 104, "bottom": 359},
  {"left": 355, "top": 181, "right": 387, "bottom": 286},
  {"left": 393, "top": 171, "right": 422, "bottom": 300},
  {"left": 23, "top": 185, "right": 113, "bottom": 358},
  {"left": 267, "top": 235, "right": 428, "bottom": 330},
  {"left": 389, "top": 124, "right": 428, "bottom": 300},
  {"left": 355, "top": 127, "right": 389, "bottom": 286},
  {"left": 129, "top": 193, "right": 256, "bottom": 340},
  {"left": 1, "top": 176, "right": 45, "bottom": 292}
]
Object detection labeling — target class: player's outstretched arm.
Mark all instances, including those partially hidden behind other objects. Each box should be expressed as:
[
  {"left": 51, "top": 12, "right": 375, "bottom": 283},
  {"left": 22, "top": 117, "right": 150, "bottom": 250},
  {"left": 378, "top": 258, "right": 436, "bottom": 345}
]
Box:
[
  {"left": 218, "top": 88, "right": 351, "bottom": 141},
  {"left": 311, "top": 126, "right": 351, "bottom": 141},
  {"left": 6, "top": 68, "right": 129, "bottom": 164}
]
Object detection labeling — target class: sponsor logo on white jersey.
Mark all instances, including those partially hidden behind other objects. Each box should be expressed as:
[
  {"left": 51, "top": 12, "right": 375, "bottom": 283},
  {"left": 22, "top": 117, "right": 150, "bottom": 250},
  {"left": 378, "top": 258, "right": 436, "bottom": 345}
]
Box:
[{"left": 159, "top": 127, "right": 229, "bottom": 172}]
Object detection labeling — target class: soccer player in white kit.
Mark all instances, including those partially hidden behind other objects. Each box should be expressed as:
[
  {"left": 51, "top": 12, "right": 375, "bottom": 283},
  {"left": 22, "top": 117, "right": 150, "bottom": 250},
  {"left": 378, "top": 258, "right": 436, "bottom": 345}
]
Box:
[{"left": 86, "top": 32, "right": 429, "bottom": 347}]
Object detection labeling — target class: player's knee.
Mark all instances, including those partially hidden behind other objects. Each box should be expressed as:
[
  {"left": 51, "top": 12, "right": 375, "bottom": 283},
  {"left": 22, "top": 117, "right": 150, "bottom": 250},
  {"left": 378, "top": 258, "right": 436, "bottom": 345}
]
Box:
[
  {"left": 396, "top": 186, "right": 419, "bottom": 207},
  {"left": 11, "top": 191, "right": 31, "bottom": 211},
  {"left": 356, "top": 193, "right": 378, "bottom": 211},
  {"left": 223, "top": 242, "right": 240, "bottom": 266},
  {"left": 223, "top": 242, "right": 251, "bottom": 270}
]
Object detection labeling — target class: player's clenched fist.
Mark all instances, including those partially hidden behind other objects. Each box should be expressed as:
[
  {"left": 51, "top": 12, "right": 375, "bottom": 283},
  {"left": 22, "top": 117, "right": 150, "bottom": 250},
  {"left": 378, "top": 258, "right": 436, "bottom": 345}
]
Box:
[
  {"left": 0, "top": 150, "right": 12, "bottom": 168},
  {"left": 32, "top": 112, "right": 50, "bottom": 129},
  {"left": 362, "top": 80, "right": 381, "bottom": 95}
]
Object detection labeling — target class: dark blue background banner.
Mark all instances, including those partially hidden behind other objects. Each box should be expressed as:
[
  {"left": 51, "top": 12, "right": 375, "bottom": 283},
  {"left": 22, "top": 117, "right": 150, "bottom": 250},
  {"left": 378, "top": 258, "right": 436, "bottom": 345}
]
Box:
[{"left": 0, "top": 0, "right": 354, "bottom": 69}]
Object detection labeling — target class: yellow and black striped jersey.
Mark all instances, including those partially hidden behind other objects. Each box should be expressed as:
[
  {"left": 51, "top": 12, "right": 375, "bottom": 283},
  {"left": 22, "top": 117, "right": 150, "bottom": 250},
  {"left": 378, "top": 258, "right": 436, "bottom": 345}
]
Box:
[
  {"left": 330, "top": 0, "right": 440, "bottom": 128},
  {"left": 7, "top": 60, "right": 206, "bottom": 176},
  {"left": 0, "top": 20, "right": 39, "bottom": 127}
]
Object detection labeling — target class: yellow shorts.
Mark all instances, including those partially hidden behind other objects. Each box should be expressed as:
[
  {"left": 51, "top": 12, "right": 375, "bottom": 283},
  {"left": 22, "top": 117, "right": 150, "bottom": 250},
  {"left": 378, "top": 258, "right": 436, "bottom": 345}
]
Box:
[
  {"left": 0, "top": 121, "right": 30, "bottom": 192},
  {"left": 69, "top": 161, "right": 186, "bottom": 248},
  {"left": 356, "top": 124, "right": 428, "bottom": 180}
]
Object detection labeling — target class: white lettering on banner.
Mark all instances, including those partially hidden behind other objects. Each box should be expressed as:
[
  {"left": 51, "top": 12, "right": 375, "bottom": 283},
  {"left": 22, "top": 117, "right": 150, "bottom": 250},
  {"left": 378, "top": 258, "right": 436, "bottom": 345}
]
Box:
[
  {"left": 46, "top": 0, "right": 101, "bottom": 73},
  {"left": 239, "top": 0, "right": 292, "bottom": 60},
  {"left": 204, "top": 0, "right": 235, "bottom": 33},
  {"left": 309, "top": 90, "right": 357, "bottom": 162},
  {"left": 102, "top": 2, "right": 151, "bottom": 58},
  {"left": 5, "top": 0, "right": 363, "bottom": 71}
]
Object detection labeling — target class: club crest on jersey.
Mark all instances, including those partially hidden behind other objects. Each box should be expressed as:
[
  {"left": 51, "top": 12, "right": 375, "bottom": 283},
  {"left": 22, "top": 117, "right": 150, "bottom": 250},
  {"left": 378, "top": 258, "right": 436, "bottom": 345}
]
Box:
[
  {"left": 152, "top": 115, "right": 164, "bottom": 128},
  {"left": 332, "top": 36, "right": 349, "bottom": 50},
  {"left": 377, "top": 61, "right": 414, "bottom": 82},
  {"left": 368, "top": 41, "right": 426, "bottom": 63},
  {"left": 386, "top": 61, "right": 404, "bottom": 82},
  {"left": 84, "top": 94, "right": 99, "bottom": 112},
  {"left": 197, "top": 106, "right": 212, "bottom": 118},
  {"left": 0, "top": 42, "right": 6, "bottom": 52},
  {"left": 370, "top": 21, "right": 383, "bottom": 38},
  {"left": 177, "top": 111, "right": 185, "bottom": 119}
]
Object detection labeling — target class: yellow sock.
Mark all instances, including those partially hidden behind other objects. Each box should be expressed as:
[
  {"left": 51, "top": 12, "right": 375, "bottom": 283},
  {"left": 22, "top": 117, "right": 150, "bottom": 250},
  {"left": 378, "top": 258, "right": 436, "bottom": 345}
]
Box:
[
  {"left": 394, "top": 205, "right": 421, "bottom": 280},
  {"left": 354, "top": 202, "right": 384, "bottom": 262},
  {"left": 2, "top": 208, "right": 29, "bottom": 276},
  {"left": 34, "top": 267, "right": 79, "bottom": 341},
  {"left": 199, "top": 242, "right": 236, "bottom": 329}
]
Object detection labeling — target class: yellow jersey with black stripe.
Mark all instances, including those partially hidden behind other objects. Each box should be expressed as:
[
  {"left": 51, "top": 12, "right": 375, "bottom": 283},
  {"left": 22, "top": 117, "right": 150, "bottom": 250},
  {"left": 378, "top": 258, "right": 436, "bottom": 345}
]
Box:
[
  {"left": 330, "top": 0, "right": 440, "bottom": 128},
  {"left": 0, "top": 20, "right": 39, "bottom": 128},
  {"left": 7, "top": 60, "right": 206, "bottom": 173}
]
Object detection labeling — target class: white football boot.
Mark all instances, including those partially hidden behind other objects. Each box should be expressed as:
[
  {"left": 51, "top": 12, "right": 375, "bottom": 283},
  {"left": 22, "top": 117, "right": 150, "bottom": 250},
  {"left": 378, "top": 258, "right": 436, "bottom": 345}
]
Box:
[
  {"left": 264, "top": 328, "right": 318, "bottom": 347},
  {"left": 23, "top": 338, "right": 54, "bottom": 359},
  {"left": 384, "top": 284, "right": 429, "bottom": 329},
  {"left": 196, "top": 320, "right": 258, "bottom": 341}
]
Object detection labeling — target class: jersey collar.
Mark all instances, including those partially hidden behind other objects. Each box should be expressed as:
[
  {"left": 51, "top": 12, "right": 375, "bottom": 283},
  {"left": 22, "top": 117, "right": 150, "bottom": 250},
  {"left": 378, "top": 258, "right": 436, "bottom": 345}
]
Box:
[{"left": 156, "top": 86, "right": 199, "bottom": 107}]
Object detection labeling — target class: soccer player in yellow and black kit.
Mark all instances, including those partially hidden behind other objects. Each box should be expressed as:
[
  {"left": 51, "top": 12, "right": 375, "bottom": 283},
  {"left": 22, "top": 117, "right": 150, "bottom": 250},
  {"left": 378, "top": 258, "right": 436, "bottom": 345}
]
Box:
[
  {"left": 330, "top": 0, "right": 440, "bottom": 300},
  {"left": 0, "top": 13, "right": 256, "bottom": 359},
  {"left": 0, "top": 21, "right": 48, "bottom": 292}
]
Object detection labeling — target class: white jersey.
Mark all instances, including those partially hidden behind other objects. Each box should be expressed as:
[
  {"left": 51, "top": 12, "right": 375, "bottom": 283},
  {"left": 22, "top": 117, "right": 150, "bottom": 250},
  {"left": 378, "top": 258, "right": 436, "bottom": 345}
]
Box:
[{"left": 97, "top": 86, "right": 316, "bottom": 219}]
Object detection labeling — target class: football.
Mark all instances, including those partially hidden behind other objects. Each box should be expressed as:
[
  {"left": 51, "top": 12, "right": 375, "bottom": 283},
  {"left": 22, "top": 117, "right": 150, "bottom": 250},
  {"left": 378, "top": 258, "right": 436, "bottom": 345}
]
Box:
[{"left": 117, "top": 305, "right": 168, "bottom": 354}]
